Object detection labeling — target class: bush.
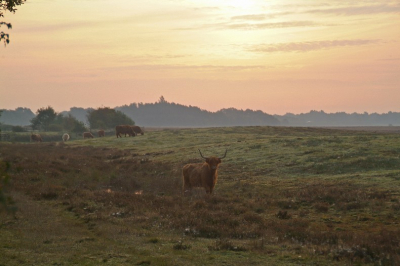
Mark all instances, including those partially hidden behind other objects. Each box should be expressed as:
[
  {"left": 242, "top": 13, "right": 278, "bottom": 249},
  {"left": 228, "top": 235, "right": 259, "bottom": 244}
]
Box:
[
  {"left": 87, "top": 107, "right": 134, "bottom": 129},
  {"left": 11, "top": 126, "right": 26, "bottom": 132}
]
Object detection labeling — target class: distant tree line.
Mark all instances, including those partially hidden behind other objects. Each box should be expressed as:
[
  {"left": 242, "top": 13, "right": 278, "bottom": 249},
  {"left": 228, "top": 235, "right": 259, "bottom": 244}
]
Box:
[
  {"left": 2, "top": 100, "right": 400, "bottom": 128},
  {"left": 29, "top": 106, "right": 87, "bottom": 134},
  {"left": 0, "top": 106, "right": 134, "bottom": 132},
  {"left": 0, "top": 107, "right": 34, "bottom": 126},
  {"left": 116, "top": 96, "right": 279, "bottom": 127},
  {"left": 275, "top": 110, "right": 400, "bottom": 127}
]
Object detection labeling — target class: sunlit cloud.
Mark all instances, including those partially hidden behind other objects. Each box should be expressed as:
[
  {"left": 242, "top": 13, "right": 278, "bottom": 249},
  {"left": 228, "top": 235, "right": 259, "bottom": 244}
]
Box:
[
  {"left": 231, "top": 14, "right": 275, "bottom": 21},
  {"left": 249, "top": 39, "right": 382, "bottom": 53},
  {"left": 228, "top": 3, "right": 400, "bottom": 24},
  {"left": 15, "top": 20, "right": 101, "bottom": 33},
  {"left": 103, "top": 64, "right": 268, "bottom": 72},
  {"left": 224, "top": 21, "right": 318, "bottom": 30},
  {"left": 176, "top": 20, "right": 319, "bottom": 31},
  {"left": 306, "top": 4, "right": 400, "bottom": 16}
]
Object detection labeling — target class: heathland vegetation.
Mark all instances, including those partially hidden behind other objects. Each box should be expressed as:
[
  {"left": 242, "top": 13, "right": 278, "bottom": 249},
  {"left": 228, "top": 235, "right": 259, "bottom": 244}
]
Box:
[{"left": 1, "top": 126, "right": 399, "bottom": 265}]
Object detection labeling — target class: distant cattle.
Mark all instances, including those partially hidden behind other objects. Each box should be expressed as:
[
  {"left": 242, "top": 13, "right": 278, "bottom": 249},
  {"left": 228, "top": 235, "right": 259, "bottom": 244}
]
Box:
[
  {"left": 62, "top": 133, "right": 70, "bottom": 142},
  {"left": 131, "top": 125, "right": 144, "bottom": 135},
  {"left": 30, "top": 133, "right": 43, "bottom": 142},
  {"left": 182, "top": 149, "right": 227, "bottom": 195},
  {"left": 83, "top": 132, "right": 94, "bottom": 139},
  {"left": 115, "top": 125, "right": 136, "bottom": 138},
  {"left": 98, "top": 130, "right": 105, "bottom": 137}
]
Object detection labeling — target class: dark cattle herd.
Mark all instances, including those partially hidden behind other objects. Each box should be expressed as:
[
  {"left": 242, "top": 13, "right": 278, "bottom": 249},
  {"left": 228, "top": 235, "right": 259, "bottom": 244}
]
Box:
[{"left": 28, "top": 125, "right": 145, "bottom": 142}]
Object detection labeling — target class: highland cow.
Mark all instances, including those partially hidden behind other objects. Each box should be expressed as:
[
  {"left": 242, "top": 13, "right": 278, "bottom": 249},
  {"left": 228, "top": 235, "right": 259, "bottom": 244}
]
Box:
[
  {"left": 30, "top": 133, "right": 43, "bottom": 142},
  {"left": 62, "top": 133, "right": 70, "bottom": 142},
  {"left": 131, "top": 125, "right": 144, "bottom": 135},
  {"left": 83, "top": 132, "right": 94, "bottom": 139},
  {"left": 98, "top": 130, "right": 105, "bottom": 137},
  {"left": 182, "top": 149, "right": 227, "bottom": 195},
  {"left": 115, "top": 125, "right": 136, "bottom": 138}
]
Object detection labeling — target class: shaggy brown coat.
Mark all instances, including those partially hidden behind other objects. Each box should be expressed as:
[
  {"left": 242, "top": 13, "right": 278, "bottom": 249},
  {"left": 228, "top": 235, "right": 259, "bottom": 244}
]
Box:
[
  {"left": 30, "top": 134, "right": 42, "bottom": 142},
  {"left": 130, "top": 125, "right": 144, "bottom": 135},
  {"left": 182, "top": 149, "right": 227, "bottom": 194},
  {"left": 83, "top": 132, "right": 94, "bottom": 139},
  {"left": 115, "top": 125, "right": 136, "bottom": 138},
  {"left": 98, "top": 130, "right": 105, "bottom": 137}
]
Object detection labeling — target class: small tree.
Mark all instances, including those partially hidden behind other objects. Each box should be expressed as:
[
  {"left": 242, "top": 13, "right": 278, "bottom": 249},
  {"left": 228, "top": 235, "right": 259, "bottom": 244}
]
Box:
[
  {"left": 62, "top": 114, "right": 80, "bottom": 132},
  {"left": 71, "top": 119, "right": 87, "bottom": 136},
  {"left": 87, "top": 107, "right": 134, "bottom": 129},
  {"left": 158, "top": 95, "right": 167, "bottom": 103},
  {"left": 30, "top": 106, "right": 57, "bottom": 131}
]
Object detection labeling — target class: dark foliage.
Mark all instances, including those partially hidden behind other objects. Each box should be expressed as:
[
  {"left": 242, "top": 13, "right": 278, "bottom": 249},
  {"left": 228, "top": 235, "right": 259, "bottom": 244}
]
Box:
[
  {"left": 11, "top": 125, "right": 25, "bottom": 132},
  {"left": 1, "top": 0, "right": 26, "bottom": 46},
  {"left": 116, "top": 97, "right": 279, "bottom": 127},
  {"left": 87, "top": 107, "right": 134, "bottom": 130},
  {"left": 30, "top": 106, "right": 57, "bottom": 131},
  {"left": 29, "top": 107, "right": 86, "bottom": 133}
]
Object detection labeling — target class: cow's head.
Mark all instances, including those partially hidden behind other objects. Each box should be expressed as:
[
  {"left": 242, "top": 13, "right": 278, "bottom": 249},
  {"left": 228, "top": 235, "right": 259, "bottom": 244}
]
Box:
[{"left": 198, "top": 149, "right": 227, "bottom": 170}]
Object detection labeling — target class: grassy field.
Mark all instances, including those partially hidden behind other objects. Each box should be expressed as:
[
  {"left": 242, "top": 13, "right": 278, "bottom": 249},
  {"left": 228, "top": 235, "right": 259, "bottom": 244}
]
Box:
[{"left": 1, "top": 126, "right": 399, "bottom": 265}]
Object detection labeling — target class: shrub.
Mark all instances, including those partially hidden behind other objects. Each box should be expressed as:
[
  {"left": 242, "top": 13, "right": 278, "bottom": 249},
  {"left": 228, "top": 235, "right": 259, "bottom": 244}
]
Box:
[{"left": 11, "top": 126, "right": 26, "bottom": 132}]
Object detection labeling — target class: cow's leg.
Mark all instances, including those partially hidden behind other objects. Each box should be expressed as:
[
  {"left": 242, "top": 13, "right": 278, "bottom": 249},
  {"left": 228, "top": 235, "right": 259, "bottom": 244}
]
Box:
[{"left": 205, "top": 186, "right": 212, "bottom": 194}]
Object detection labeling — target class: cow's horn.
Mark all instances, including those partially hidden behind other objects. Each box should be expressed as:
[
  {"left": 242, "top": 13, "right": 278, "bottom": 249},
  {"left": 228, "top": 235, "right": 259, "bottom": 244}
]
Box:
[
  {"left": 219, "top": 149, "right": 228, "bottom": 159},
  {"left": 198, "top": 149, "right": 208, "bottom": 159}
]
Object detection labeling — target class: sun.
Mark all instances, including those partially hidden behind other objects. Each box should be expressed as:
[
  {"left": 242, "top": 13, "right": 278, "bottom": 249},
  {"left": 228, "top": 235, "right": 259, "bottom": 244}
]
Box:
[{"left": 198, "top": 0, "right": 264, "bottom": 11}]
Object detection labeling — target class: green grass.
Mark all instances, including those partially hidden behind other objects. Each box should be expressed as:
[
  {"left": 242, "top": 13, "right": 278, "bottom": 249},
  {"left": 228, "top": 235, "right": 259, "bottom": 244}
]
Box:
[{"left": 1, "top": 126, "right": 399, "bottom": 265}]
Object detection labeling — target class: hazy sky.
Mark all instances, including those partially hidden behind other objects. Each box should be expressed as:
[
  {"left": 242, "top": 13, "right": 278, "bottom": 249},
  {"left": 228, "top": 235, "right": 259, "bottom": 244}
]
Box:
[{"left": 1, "top": 0, "right": 399, "bottom": 115}]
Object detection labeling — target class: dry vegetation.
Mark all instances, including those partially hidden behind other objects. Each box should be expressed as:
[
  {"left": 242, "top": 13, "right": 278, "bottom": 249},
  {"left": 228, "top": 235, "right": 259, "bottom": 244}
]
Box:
[{"left": 1, "top": 126, "right": 400, "bottom": 265}]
